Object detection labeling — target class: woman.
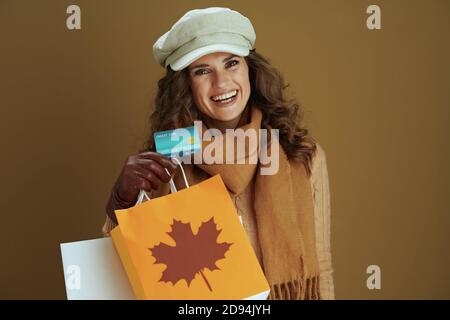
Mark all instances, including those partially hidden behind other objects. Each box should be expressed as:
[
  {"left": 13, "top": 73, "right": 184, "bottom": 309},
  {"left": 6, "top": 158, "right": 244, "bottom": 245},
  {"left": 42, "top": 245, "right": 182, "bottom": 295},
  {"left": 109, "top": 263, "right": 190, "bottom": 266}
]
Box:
[{"left": 102, "top": 7, "right": 334, "bottom": 300}]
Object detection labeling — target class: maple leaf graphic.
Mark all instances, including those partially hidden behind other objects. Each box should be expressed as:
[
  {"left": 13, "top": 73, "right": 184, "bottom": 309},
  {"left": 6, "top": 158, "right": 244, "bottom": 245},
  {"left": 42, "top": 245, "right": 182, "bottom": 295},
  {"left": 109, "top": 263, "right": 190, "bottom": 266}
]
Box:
[{"left": 148, "top": 217, "right": 233, "bottom": 292}]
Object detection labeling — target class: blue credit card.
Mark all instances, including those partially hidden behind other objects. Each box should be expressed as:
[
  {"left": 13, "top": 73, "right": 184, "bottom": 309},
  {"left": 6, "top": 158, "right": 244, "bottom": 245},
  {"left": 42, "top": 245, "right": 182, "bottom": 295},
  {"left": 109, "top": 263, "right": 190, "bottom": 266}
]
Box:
[{"left": 153, "top": 126, "right": 201, "bottom": 158}]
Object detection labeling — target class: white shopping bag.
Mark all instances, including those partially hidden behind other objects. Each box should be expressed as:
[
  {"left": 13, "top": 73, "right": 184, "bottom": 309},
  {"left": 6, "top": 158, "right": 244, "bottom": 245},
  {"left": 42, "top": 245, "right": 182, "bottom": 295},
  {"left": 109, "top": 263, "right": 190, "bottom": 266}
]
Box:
[{"left": 60, "top": 237, "right": 135, "bottom": 300}]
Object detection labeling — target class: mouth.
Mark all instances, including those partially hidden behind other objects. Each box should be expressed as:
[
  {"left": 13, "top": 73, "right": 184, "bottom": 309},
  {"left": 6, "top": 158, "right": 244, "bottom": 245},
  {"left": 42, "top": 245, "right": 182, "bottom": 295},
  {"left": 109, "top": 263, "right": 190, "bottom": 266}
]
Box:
[{"left": 210, "top": 89, "right": 239, "bottom": 106}]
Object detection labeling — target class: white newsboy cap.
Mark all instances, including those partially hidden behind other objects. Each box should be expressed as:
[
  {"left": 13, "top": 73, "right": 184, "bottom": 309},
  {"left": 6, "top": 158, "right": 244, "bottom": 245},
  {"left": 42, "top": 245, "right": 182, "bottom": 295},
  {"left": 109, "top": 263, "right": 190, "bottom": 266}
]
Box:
[{"left": 153, "top": 7, "right": 256, "bottom": 71}]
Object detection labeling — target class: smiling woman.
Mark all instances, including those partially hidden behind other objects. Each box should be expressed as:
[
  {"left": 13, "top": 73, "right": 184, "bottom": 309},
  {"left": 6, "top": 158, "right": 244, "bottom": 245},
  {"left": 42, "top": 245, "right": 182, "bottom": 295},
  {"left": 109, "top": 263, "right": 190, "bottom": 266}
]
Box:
[{"left": 102, "top": 7, "right": 334, "bottom": 300}]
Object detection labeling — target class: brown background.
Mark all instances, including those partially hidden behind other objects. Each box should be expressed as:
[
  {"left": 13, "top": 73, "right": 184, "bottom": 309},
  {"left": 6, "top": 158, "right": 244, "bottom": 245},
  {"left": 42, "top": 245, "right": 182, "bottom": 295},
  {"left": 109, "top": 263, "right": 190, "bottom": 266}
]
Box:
[{"left": 0, "top": 0, "right": 449, "bottom": 299}]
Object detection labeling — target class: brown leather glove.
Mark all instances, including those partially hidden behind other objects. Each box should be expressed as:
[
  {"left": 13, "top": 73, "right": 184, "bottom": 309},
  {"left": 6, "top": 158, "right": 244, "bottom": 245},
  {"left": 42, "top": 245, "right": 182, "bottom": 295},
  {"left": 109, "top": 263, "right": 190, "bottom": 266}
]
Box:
[{"left": 105, "top": 151, "right": 178, "bottom": 224}]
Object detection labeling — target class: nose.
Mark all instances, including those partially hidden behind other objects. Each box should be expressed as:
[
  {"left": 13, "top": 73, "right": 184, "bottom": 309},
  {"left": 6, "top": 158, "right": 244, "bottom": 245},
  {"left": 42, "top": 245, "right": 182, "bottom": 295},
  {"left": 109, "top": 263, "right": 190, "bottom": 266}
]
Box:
[{"left": 212, "top": 69, "right": 231, "bottom": 89}]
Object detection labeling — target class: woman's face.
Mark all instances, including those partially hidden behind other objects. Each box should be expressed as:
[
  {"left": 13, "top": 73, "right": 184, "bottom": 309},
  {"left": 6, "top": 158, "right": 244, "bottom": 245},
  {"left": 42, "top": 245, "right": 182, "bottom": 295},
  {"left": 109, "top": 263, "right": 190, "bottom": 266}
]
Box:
[{"left": 188, "top": 52, "right": 251, "bottom": 123}]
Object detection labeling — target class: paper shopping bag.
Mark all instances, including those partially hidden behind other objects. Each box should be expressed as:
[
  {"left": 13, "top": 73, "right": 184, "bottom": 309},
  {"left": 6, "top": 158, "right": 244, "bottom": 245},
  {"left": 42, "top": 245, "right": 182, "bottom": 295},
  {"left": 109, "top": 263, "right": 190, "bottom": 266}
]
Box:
[
  {"left": 111, "top": 174, "right": 270, "bottom": 300},
  {"left": 60, "top": 237, "right": 135, "bottom": 300}
]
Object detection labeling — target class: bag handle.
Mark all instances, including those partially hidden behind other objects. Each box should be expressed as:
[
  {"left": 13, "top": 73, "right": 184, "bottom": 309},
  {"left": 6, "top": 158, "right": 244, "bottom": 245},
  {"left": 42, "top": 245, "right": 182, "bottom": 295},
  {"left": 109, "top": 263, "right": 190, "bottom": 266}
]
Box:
[{"left": 135, "top": 157, "right": 189, "bottom": 205}]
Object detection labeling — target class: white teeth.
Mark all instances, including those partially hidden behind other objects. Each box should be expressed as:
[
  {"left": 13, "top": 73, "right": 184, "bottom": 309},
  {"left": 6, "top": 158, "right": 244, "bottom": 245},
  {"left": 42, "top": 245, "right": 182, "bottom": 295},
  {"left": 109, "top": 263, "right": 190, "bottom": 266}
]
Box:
[{"left": 212, "top": 90, "right": 237, "bottom": 102}]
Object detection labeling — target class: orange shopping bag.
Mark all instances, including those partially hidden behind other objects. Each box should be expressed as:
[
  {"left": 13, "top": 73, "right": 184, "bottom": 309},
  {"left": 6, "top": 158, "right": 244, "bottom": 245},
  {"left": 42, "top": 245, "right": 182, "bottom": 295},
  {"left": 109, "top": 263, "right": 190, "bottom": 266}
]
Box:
[{"left": 110, "top": 162, "right": 270, "bottom": 300}]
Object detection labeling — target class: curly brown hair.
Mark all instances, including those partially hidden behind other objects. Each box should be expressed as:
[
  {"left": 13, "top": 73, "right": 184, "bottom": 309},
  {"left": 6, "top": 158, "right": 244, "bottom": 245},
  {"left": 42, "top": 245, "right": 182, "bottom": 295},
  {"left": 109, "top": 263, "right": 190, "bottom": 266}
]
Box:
[{"left": 140, "top": 49, "right": 317, "bottom": 176}]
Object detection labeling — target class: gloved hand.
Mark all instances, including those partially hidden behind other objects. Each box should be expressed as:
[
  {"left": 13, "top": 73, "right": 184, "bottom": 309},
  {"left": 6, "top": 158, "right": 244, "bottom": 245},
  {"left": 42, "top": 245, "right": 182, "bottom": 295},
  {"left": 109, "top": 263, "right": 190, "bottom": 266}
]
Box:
[{"left": 105, "top": 151, "right": 178, "bottom": 224}]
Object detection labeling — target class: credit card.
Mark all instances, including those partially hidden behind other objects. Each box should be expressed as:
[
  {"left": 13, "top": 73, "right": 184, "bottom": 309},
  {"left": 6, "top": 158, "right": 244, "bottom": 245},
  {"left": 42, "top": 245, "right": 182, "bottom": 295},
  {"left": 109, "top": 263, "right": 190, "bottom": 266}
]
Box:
[{"left": 153, "top": 126, "right": 201, "bottom": 158}]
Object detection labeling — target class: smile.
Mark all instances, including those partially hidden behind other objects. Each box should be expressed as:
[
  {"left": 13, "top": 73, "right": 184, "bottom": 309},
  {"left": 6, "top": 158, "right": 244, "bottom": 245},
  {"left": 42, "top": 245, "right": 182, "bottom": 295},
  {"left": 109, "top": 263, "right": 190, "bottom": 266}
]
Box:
[{"left": 211, "top": 90, "right": 238, "bottom": 104}]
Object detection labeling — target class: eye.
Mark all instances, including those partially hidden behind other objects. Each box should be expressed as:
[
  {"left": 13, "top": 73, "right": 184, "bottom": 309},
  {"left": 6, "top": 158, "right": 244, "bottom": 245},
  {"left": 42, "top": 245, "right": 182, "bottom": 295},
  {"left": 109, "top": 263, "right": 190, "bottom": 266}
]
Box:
[
  {"left": 226, "top": 60, "right": 239, "bottom": 68},
  {"left": 194, "top": 69, "right": 210, "bottom": 76}
]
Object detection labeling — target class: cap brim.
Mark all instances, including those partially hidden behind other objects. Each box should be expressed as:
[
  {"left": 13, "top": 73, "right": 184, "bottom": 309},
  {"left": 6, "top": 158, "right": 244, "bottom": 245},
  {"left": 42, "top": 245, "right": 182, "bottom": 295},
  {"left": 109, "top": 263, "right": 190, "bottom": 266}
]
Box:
[{"left": 169, "top": 44, "right": 250, "bottom": 71}]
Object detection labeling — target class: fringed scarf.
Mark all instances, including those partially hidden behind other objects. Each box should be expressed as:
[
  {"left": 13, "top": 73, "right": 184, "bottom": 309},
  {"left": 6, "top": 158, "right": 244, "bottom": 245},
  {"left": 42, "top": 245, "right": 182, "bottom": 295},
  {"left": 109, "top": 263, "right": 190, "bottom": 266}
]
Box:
[{"left": 155, "top": 104, "right": 321, "bottom": 300}]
